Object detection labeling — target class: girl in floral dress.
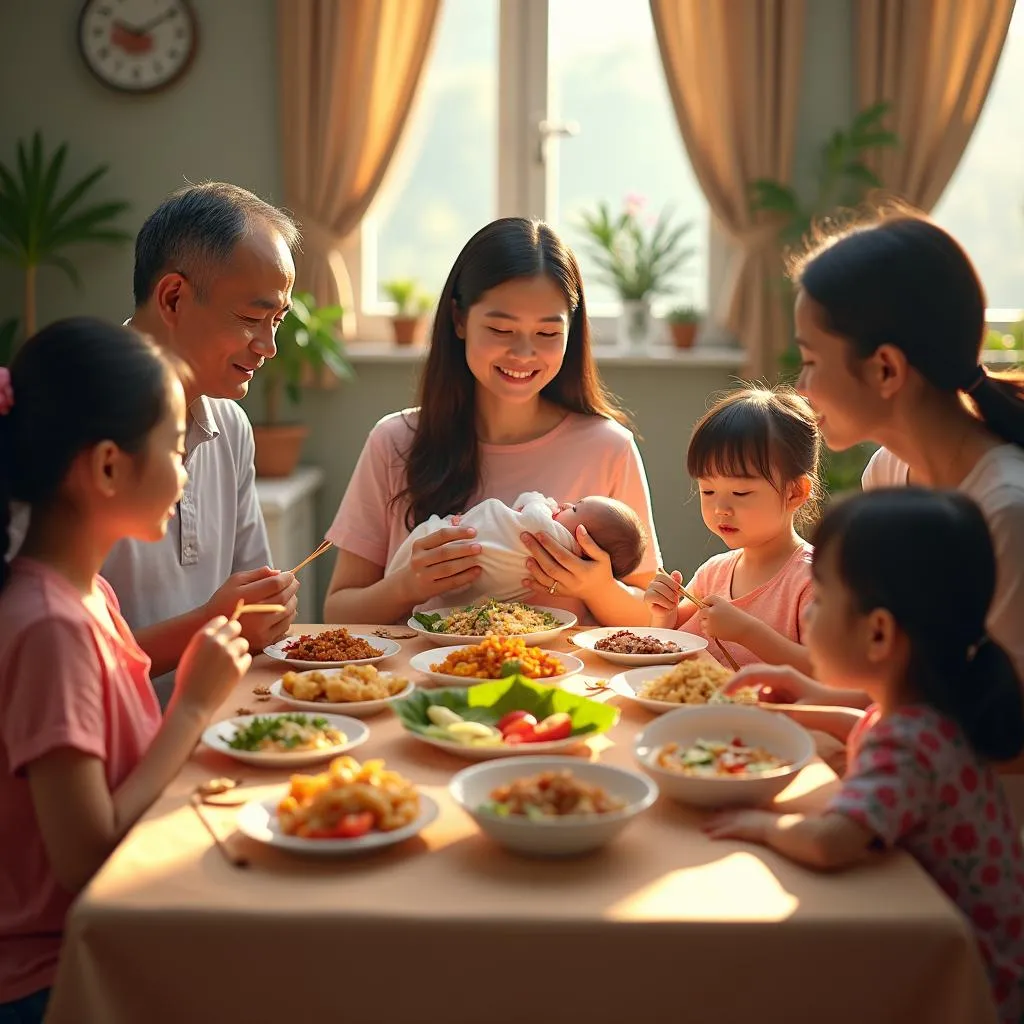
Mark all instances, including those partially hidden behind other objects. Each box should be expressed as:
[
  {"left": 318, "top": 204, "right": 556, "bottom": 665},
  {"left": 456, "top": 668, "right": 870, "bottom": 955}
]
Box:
[{"left": 704, "top": 488, "right": 1024, "bottom": 1023}]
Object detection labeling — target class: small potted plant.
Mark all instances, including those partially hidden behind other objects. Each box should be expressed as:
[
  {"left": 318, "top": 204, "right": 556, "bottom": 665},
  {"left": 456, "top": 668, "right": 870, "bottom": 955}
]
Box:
[
  {"left": 382, "top": 278, "right": 433, "bottom": 346},
  {"left": 252, "top": 292, "right": 353, "bottom": 478},
  {"left": 666, "top": 305, "right": 702, "bottom": 349}
]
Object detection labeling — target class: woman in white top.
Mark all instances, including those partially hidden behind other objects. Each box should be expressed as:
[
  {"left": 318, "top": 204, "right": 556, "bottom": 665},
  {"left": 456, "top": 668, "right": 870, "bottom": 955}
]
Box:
[{"left": 731, "top": 207, "right": 1024, "bottom": 704}]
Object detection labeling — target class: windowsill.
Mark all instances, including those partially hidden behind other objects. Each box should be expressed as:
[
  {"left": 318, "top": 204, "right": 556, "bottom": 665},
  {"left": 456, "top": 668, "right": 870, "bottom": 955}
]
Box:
[{"left": 341, "top": 340, "right": 745, "bottom": 369}]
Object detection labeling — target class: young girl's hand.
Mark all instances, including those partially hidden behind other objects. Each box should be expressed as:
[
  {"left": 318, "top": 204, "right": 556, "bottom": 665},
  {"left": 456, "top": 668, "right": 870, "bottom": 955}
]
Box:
[
  {"left": 520, "top": 525, "right": 614, "bottom": 600},
  {"left": 644, "top": 569, "right": 682, "bottom": 628},
  {"left": 697, "top": 594, "right": 759, "bottom": 643},
  {"left": 702, "top": 809, "right": 778, "bottom": 843},
  {"left": 173, "top": 616, "right": 252, "bottom": 715},
  {"left": 722, "top": 664, "right": 830, "bottom": 704}
]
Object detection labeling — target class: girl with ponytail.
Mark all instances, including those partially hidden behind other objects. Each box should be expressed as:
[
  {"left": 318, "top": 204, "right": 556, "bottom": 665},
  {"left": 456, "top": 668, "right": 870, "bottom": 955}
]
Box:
[
  {"left": 0, "top": 319, "right": 250, "bottom": 1022},
  {"left": 706, "top": 489, "right": 1024, "bottom": 1023}
]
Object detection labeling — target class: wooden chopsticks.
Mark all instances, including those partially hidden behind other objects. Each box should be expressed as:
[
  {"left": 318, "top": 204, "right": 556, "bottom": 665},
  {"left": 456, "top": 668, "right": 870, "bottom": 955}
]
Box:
[
  {"left": 657, "top": 568, "right": 742, "bottom": 672},
  {"left": 230, "top": 601, "right": 288, "bottom": 622},
  {"left": 288, "top": 538, "right": 332, "bottom": 575},
  {"left": 189, "top": 794, "right": 249, "bottom": 868}
]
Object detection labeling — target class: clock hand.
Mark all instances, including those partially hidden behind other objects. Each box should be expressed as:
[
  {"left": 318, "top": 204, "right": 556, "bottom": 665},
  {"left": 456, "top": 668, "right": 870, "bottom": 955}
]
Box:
[{"left": 134, "top": 8, "right": 179, "bottom": 34}]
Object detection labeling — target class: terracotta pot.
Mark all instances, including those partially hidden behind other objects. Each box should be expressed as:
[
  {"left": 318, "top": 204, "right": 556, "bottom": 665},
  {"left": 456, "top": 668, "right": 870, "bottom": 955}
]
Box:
[
  {"left": 669, "top": 321, "right": 699, "bottom": 349},
  {"left": 252, "top": 424, "right": 309, "bottom": 478},
  {"left": 391, "top": 316, "right": 422, "bottom": 346}
]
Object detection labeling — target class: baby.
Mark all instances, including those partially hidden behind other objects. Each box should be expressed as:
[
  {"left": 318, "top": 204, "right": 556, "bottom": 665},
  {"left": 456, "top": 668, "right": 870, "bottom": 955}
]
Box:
[{"left": 387, "top": 491, "right": 647, "bottom": 605}]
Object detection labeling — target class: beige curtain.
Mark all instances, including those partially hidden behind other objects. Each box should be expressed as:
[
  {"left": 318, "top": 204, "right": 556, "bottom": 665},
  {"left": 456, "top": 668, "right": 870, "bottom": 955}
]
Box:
[
  {"left": 856, "top": 0, "right": 1015, "bottom": 211},
  {"left": 650, "top": 0, "right": 806, "bottom": 377},
  {"left": 278, "top": 0, "right": 441, "bottom": 310}
]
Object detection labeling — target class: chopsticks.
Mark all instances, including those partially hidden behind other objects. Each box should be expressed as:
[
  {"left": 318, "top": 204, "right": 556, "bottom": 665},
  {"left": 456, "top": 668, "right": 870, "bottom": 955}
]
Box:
[
  {"left": 189, "top": 794, "right": 249, "bottom": 869},
  {"left": 230, "top": 601, "right": 288, "bottom": 622},
  {"left": 288, "top": 538, "right": 332, "bottom": 575},
  {"left": 657, "top": 568, "right": 742, "bottom": 673}
]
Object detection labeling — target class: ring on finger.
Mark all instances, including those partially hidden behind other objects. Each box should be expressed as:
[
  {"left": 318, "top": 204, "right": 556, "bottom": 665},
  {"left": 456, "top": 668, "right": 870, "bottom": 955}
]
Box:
[{"left": 548, "top": 581, "right": 558, "bottom": 595}]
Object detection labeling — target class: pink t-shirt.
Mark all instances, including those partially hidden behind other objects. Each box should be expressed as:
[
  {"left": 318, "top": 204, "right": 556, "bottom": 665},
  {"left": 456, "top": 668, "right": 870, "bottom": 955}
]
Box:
[
  {"left": 830, "top": 704, "right": 1024, "bottom": 1023},
  {"left": 676, "top": 542, "right": 813, "bottom": 668},
  {"left": 326, "top": 409, "right": 662, "bottom": 623},
  {"left": 0, "top": 559, "right": 161, "bottom": 1002}
]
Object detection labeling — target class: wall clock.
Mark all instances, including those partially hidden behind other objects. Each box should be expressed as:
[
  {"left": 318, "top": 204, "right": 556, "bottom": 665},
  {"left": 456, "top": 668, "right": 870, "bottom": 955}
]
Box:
[{"left": 78, "top": 0, "right": 198, "bottom": 94}]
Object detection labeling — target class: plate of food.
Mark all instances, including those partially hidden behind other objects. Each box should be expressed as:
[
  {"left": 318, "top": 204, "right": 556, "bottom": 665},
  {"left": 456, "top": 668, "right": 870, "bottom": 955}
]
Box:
[
  {"left": 269, "top": 664, "right": 415, "bottom": 717},
  {"left": 236, "top": 755, "right": 438, "bottom": 855},
  {"left": 449, "top": 757, "right": 657, "bottom": 856},
  {"left": 392, "top": 676, "right": 619, "bottom": 760},
  {"left": 407, "top": 635, "right": 584, "bottom": 687},
  {"left": 407, "top": 600, "right": 577, "bottom": 646},
  {"left": 610, "top": 661, "right": 757, "bottom": 713},
  {"left": 570, "top": 626, "right": 707, "bottom": 666},
  {"left": 634, "top": 704, "right": 814, "bottom": 808},
  {"left": 264, "top": 627, "right": 401, "bottom": 669},
  {"left": 202, "top": 712, "right": 369, "bottom": 767}
]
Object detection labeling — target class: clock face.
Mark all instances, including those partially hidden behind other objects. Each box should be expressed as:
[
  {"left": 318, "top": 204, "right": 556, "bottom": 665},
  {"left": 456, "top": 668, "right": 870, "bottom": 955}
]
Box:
[{"left": 78, "top": 0, "right": 197, "bottom": 94}]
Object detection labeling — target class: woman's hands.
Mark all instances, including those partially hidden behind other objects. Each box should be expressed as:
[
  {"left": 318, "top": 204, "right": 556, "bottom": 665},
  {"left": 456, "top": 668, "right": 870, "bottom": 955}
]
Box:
[
  {"left": 520, "top": 524, "right": 614, "bottom": 600},
  {"left": 399, "top": 525, "right": 483, "bottom": 606}
]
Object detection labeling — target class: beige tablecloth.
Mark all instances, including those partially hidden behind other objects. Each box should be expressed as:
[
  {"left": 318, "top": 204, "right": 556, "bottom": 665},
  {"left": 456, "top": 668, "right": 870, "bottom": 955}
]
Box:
[{"left": 47, "top": 627, "right": 996, "bottom": 1024}]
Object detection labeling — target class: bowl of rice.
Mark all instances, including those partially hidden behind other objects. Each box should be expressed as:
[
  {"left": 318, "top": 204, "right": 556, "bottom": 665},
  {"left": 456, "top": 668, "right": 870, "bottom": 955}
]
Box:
[
  {"left": 634, "top": 704, "right": 815, "bottom": 808},
  {"left": 408, "top": 601, "right": 577, "bottom": 646},
  {"left": 610, "top": 660, "right": 757, "bottom": 713}
]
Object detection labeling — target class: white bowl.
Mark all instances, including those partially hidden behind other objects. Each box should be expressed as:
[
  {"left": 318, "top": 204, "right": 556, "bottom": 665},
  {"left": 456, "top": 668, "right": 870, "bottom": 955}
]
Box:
[
  {"left": 408, "top": 646, "right": 584, "bottom": 687},
  {"left": 634, "top": 705, "right": 814, "bottom": 809},
  {"left": 264, "top": 632, "right": 401, "bottom": 670},
  {"left": 269, "top": 674, "right": 415, "bottom": 718},
  {"left": 449, "top": 756, "right": 657, "bottom": 856},
  {"left": 571, "top": 627, "right": 708, "bottom": 665},
  {"left": 407, "top": 605, "right": 577, "bottom": 647},
  {"left": 237, "top": 791, "right": 439, "bottom": 856},
  {"left": 202, "top": 713, "right": 369, "bottom": 767}
]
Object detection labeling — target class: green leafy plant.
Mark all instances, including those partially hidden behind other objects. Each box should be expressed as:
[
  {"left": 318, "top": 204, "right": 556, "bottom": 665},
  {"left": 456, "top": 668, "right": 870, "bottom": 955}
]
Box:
[
  {"left": 381, "top": 278, "right": 432, "bottom": 317},
  {"left": 666, "top": 304, "right": 702, "bottom": 325},
  {"left": 578, "top": 196, "right": 695, "bottom": 301},
  {"left": 262, "top": 291, "right": 353, "bottom": 424},
  {"left": 0, "top": 132, "right": 131, "bottom": 339}
]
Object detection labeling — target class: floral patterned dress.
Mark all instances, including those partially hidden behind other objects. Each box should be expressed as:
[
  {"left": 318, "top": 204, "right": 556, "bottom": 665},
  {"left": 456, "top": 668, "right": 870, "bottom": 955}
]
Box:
[{"left": 829, "top": 704, "right": 1024, "bottom": 1023}]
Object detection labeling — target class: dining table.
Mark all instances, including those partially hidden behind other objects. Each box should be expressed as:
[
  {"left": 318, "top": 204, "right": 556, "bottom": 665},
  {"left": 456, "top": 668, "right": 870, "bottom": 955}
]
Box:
[{"left": 45, "top": 624, "right": 998, "bottom": 1024}]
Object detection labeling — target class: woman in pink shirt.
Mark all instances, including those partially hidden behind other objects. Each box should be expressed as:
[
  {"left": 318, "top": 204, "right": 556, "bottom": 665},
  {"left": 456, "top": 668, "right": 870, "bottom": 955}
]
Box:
[
  {"left": 324, "top": 217, "right": 661, "bottom": 626},
  {"left": 0, "top": 319, "right": 251, "bottom": 1021},
  {"left": 645, "top": 386, "right": 819, "bottom": 674},
  {"left": 707, "top": 489, "right": 1024, "bottom": 1023}
]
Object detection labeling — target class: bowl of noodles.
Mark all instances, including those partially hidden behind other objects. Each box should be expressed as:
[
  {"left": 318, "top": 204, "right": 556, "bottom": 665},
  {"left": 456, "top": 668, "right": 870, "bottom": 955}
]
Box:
[
  {"left": 610, "top": 660, "right": 758, "bottom": 713},
  {"left": 408, "top": 600, "right": 577, "bottom": 646},
  {"left": 634, "top": 705, "right": 815, "bottom": 808}
]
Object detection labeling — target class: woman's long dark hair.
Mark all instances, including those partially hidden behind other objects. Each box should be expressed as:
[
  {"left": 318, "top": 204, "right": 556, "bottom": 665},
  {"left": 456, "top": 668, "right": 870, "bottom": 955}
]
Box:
[
  {"left": 793, "top": 209, "right": 1024, "bottom": 448},
  {"left": 0, "top": 317, "right": 177, "bottom": 588},
  {"left": 814, "top": 488, "right": 1024, "bottom": 762},
  {"left": 395, "top": 217, "right": 629, "bottom": 529}
]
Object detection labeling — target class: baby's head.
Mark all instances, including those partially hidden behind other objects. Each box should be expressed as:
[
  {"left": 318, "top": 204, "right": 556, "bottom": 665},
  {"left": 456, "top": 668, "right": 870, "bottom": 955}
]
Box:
[{"left": 554, "top": 497, "right": 647, "bottom": 578}]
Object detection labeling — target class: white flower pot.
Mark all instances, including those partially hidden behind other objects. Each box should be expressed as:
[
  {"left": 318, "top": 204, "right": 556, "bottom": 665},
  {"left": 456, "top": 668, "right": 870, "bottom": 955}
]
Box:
[{"left": 618, "top": 298, "right": 654, "bottom": 350}]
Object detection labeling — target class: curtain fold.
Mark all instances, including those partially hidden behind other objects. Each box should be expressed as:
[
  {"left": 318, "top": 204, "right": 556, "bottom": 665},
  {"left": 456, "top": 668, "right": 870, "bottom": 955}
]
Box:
[
  {"left": 650, "top": 0, "right": 806, "bottom": 377},
  {"left": 277, "top": 0, "right": 441, "bottom": 311},
  {"left": 855, "top": 0, "right": 1015, "bottom": 212}
]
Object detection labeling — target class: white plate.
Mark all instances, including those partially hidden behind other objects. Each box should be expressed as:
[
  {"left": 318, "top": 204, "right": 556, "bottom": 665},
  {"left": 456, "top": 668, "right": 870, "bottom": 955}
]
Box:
[
  {"left": 236, "top": 791, "right": 439, "bottom": 856},
  {"left": 406, "top": 605, "right": 577, "bottom": 647},
  {"left": 407, "top": 645, "right": 585, "bottom": 687},
  {"left": 202, "top": 713, "right": 369, "bottom": 767},
  {"left": 570, "top": 627, "right": 707, "bottom": 665},
  {"left": 610, "top": 666, "right": 753, "bottom": 714},
  {"left": 401, "top": 722, "right": 613, "bottom": 761},
  {"left": 269, "top": 675, "right": 416, "bottom": 718},
  {"left": 264, "top": 632, "right": 401, "bottom": 670}
]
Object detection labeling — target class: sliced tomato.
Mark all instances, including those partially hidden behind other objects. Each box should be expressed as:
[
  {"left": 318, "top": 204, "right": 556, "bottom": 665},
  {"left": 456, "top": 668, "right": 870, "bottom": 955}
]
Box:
[
  {"left": 497, "top": 710, "right": 537, "bottom": 733},
  {"left": 316, "top": 811, "right": 375, "bottom": 839},
  {"left": 502, "top": 718, "right": 539, "bottom": 741},
  {"left": 526, "top": 712, "right": 572, "bottom": 743}
]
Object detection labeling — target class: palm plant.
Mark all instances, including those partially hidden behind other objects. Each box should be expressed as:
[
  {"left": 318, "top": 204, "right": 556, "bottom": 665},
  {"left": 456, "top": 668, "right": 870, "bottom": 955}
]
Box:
[{"left": 0, "top": 132, "right": 131, "bottom": 339}]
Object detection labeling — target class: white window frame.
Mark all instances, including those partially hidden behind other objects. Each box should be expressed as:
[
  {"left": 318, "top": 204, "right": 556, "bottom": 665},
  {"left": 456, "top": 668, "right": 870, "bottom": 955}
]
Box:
[{"left": 350, "top": 0, "right": 721, "bottom": 343}]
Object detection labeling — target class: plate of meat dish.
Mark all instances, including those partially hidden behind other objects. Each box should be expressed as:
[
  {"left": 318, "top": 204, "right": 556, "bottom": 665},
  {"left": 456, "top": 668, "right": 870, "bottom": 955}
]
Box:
[
  {"left": 569, "top": 627, "right": 707, "bottom": 666},
  {"left": 264, "top": 627, "right": 401, "bottom": 669}
]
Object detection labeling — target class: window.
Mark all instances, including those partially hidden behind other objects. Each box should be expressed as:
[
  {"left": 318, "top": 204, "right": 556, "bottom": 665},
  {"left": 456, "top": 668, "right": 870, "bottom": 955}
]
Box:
[
  {"left": 931, "top": 4, "right": 1024, "bottom": 316},
  {"left": 361, "top": 0, "right": 709, "bottom": 331}
]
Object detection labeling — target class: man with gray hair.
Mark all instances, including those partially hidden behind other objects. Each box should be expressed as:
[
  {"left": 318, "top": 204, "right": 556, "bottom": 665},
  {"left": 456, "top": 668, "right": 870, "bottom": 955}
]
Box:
[{"left": 103, "top": 182, "right": 300, "bottom": 703}]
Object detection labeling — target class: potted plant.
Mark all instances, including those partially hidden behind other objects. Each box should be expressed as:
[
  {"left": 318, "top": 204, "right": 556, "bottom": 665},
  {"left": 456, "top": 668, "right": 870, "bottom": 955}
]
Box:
[
  {"left": 666, "top": 305, "right": 702, "bottom": 349},
  {"left": 578, "top": 196, "right": 694, "bottom": 349},
  {"left": 382, "top": 278, "right": 433, "bottom": 346},
  {"left": 0, "top": 132, "right": 131, "bottom": 341},
  {"left": 252, "top": 291, "right": 353, "bottom": 478}
]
